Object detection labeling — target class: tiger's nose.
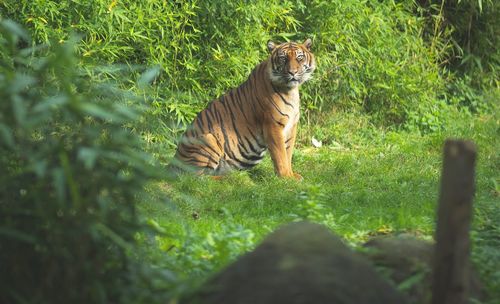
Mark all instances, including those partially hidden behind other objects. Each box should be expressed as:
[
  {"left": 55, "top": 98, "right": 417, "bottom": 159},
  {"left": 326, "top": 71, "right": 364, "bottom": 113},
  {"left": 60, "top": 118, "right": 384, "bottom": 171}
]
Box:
[{"left": 288, "top": 71, "right": 298, "bottom": 77}]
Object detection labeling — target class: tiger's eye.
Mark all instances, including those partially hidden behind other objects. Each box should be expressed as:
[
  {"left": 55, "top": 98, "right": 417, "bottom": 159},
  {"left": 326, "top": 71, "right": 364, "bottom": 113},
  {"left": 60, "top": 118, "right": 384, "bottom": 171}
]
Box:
[{"left": 297, "top": 54, "right": 304, "bottom": 61}]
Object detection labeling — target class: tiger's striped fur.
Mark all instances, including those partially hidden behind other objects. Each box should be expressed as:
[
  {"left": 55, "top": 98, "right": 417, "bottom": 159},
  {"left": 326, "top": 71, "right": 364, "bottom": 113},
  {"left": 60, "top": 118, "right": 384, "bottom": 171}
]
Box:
[{"left": 172, "top": 39, "right": 316, "bottom": 178}]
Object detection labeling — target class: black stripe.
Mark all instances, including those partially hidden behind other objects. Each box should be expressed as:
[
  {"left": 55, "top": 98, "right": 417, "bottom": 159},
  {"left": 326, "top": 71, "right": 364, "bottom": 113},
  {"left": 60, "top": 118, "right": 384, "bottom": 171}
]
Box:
[
  {"left": 214, "top": 107, "right": 233, "bottom": 158},
  {"left": 224, "top": 93, "right": 248, "bottom": 153},
  {"left": 240, "top": 149, "right": 264, "bottom": 162},
  {"left": 184, "top": 147, "right": 218, "bottom": 165},
  {"left": 231, "top": 156, "right": 255, "bottom": 169},
  {"left": 272, "top": 117, "right": 285, "bottom": 127},
  {"left": 255, "top": 96, "right": 267, "bottom": 111},
  {"left": 269, "top": 98, "right": 289, "bottom": 118},
  {"left": 247, "top": 128, "right": 258, "bottom": 142},
  {"left": 198, "top": 144, "right": 220, "bottom": 160},
  {"left": 272, "top": 85, "right": 294, "bottom": 108},
  {"left": 176, "top": 148, "right": 189, "bottom": 158},
  {"left": 200, "top": 138, "right": 221, "bottom": 157},
  {"left": 219, "top": 95, "right": 228, "bottom": 109},
  {"left": 234, "top": 88, "right": 251, "bottom": 123},
  {"left": 205, "top": 107, "right": 215, "bottom": 133},
  {"left": 176, "top": 149, "right": 196, "bottom": 162},
  {"left": 224, "top": 158, "right": 239, "bottom": 168},
  {"left": 250, "top": 67, "right": 258, "bottom": 84},
  {"left": 196, "top": 115, "right": 204, "bottom": 130},
  {"left": 243, "top": 135, "right": 260, "bottom": 155},
  {"left": 184, "top": 145, "right": 213, "bottom": 158},
  {"left": 256, "top": 142, "right": 267, "bottom": 150},
  {"left": 246, "top": 128, "right": 266, "bottom": 150},
  {"left": 237, "top": 144, "right": 251, "bottom": 158},
  {"left": 238, "top": 141, "right": 251, "bottom": 154}
]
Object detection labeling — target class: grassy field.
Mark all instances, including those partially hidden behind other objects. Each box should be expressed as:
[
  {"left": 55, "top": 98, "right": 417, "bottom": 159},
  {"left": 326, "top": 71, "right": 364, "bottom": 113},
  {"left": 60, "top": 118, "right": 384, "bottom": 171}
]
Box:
[{"left": 140, "top": 109, "right": 499, "bottom": 302}]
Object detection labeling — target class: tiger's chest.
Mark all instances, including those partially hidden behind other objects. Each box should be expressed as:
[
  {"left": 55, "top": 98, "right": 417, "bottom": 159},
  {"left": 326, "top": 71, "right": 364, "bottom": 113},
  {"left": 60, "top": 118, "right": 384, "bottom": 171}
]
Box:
[
  {"left": 283, "top": 109, "right": 299, "bottom": 139},
  {"left": 277, "top": 92, "right": 300, "bottom": 139}
]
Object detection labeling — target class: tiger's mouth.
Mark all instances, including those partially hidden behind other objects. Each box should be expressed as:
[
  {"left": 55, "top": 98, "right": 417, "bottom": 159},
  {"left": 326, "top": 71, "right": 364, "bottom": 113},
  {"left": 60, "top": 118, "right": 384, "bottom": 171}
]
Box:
[
  {"left": 285, "top": 74, "right": 301, "bottom": 83},
  {"left": 286, "top": 75, "right": 303, "bottom": 85},
  {"left": 270, "top": 68, "right": 312, "bottom": 88}
]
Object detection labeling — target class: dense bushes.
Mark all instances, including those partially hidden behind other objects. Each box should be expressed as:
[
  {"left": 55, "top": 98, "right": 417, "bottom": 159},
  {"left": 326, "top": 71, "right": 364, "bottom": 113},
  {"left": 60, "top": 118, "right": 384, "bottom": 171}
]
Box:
[
  {"left": 421, "top": 0, "right": 499, "bottom": 86},
  {"left": 0, "top": 21, "right": 171, "bottom": 303},
  {"left": 409, "top": 0, "right": 499, "bottom": 117},
  {"left": 296, "top": 0, "right": 445, "bottom": 124},
  {"left": 3, "top": 0, "right": 493, "bottom": 138}
]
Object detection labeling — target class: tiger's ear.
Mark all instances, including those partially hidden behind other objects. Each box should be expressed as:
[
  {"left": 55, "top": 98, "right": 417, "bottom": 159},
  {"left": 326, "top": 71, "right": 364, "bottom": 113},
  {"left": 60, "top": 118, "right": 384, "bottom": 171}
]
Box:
[
  {"left": 267, "top": 40, "right": 276, "bottom": 53},
  {"left": 303, "top": 38, "right": 312, "bottom": 50}
]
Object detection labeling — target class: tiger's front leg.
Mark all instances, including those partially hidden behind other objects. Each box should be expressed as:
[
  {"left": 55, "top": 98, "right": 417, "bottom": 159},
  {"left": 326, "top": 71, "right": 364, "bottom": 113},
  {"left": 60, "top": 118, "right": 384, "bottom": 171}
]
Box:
[
  {"left": 286, "top": 123, "right": 302, "bottom": 180},
  {"left": 264, "top": 124, "right": 293, "bottom": 178}
]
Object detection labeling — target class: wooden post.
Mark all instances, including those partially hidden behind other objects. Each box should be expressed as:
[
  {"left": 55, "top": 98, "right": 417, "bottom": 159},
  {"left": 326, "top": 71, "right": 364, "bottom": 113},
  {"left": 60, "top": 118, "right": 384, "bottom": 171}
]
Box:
[{"left": 432, "top": 140, "right": 477, "bottom": 304}]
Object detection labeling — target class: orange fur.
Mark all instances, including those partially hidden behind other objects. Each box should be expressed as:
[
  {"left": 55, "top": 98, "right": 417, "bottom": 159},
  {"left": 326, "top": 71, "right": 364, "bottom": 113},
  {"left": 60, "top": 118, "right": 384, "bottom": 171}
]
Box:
[{"left": 172, "top": 39, "right": 316, "bottom": 178}]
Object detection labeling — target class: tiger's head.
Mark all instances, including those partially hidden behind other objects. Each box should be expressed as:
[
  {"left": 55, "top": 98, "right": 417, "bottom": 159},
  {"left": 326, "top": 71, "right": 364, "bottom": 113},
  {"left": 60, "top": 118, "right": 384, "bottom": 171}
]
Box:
[{"left": 267, "top": 38, "right": 316, "bottom": 89}]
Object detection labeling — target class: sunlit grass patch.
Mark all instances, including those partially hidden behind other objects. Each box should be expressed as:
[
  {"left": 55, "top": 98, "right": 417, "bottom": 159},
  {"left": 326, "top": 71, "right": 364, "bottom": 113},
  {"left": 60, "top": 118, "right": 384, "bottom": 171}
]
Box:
[{"left": 139, "top": 111, "right": 499, "bottom": 302}]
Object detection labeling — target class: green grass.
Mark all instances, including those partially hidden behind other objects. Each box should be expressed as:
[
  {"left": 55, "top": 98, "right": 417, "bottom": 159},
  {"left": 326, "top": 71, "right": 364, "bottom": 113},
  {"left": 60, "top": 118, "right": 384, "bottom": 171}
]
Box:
[{"left": 139, "top": 109, "right": 499, "bottom": 302}]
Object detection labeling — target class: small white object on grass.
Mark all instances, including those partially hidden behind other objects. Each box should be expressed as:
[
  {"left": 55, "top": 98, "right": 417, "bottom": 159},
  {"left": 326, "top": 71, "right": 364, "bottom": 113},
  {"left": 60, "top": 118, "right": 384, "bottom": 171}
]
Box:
[{"left": 311, "top": 137, "right": 322, "bottom": 148}]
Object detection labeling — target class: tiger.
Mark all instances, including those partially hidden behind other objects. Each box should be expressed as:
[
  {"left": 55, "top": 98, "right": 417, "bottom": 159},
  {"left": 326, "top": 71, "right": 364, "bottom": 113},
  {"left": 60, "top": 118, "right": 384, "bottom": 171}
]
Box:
[{"left": 171, "top": 38, "right": 316, "bottom": 179}]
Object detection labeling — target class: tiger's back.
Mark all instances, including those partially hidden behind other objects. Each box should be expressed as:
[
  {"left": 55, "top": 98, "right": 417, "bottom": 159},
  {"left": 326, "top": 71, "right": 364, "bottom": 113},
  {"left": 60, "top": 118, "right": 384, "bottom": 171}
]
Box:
[{"left": 172, "top": 39, "right": 315, "bottom": 178}]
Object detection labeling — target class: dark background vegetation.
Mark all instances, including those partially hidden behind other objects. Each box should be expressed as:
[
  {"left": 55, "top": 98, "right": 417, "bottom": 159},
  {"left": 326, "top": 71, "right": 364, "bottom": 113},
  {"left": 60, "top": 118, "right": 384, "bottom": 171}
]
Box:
[{"left": 0, "top": 0, "right": 498, "bottom": 303}]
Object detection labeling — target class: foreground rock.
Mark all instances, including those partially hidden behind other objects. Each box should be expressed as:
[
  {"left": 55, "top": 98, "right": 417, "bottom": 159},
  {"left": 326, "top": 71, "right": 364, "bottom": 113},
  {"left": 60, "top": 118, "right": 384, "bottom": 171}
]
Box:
[
  {"left": 363, "top": 235, "right": 484, "bottom": 304},
  {"left": 184, "top": 221, "right": 409, "bottom": 304}
]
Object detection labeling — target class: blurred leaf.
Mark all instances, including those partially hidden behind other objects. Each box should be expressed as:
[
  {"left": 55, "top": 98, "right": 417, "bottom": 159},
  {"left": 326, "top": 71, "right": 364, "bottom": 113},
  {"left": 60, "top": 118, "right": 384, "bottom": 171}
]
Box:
[
  {"left": 0, "top": 124, "right": 14, "bottom": 149},
  {"left": 11, "top": 94, "right": 27, "bottom": 125},
  {"left": 397, "top": 271, "right": 426, "bottom": 292},
  {"left": 0, "top": 228, "right": 37, "bottom": 244},
  {"left": 78, "top": 147, "right": 99, "bottom": 169},
  {"left": 0, "top": 19, "right": 30, "bottom": 44},
  {"left": 94, "top": 223, "right": 133, "bottom": 251},
  {"left": 33, "top": 95, "right": 69, "bottom": 112},
  {"left": 52, "top": 167, "right": 66, "bottom": 203},
  {"left": 77, "top": 102, "right": 122, "bottom": 121},
  {"left": 10, "top": 74, "right": 36, "bottom": 93},
  {"left": 138, "top": 65, "right": 161, "bottom": 89}
]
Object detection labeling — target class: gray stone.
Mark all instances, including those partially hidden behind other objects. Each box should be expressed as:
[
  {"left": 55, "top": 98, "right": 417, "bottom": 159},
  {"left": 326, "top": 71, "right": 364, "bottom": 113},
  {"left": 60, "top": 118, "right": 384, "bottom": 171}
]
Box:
[
  {"left": 184, "top": 221, "right": 409, "bottom": 304},
  {"left": 363, "top": 235, "right": 484, "bottom": 304}
]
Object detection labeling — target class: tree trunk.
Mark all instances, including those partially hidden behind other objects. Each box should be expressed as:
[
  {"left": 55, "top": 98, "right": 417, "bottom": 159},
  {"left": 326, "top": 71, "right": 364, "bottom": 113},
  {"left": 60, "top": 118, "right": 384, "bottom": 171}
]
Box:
[{"left": 432, "top": 140, "right": 476, "bottom": 304}]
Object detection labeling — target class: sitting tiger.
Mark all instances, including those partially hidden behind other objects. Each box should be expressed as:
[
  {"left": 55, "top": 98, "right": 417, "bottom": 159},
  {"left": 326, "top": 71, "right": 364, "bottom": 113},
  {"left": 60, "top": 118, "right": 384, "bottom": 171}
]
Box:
[{"left": 172, "top": 39, "right": 316, "bottom": 179}]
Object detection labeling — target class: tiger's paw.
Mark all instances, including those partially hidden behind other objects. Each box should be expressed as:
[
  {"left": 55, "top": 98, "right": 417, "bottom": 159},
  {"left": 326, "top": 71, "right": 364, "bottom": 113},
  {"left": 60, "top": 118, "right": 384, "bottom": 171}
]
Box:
[{"left": 292, "top": 172, "right": 303, "bottom": 181}]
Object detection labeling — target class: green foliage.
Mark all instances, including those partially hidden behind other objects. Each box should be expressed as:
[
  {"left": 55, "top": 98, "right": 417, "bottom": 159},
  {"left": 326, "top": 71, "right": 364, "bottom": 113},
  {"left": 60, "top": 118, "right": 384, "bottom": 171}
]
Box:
[
  {"left": 2, "top": 0, "right": 482, "bottom": 135},
  {"left": 296, "top": 0, "right": 445, "bottom": 124},
  {"left": 292, "top": 185, "right": 338, "bottom": 229},
  {"left": 0, "top": 0, "right": 299, "bottom": 142},
  {"left": 0, "top": 21, "right": 171, "bottom": 304},
  {"left": 417, "top": 0, "right": 500, "bottom": 113},
  {"left": 170, "top": 210, "right": 256, "bottom": 277},
  {"left": 473, "top": 222, "right": 500, "bottom": 302},
  {"left": 431, "top": 0, "right": 498, "bottom": 82}
]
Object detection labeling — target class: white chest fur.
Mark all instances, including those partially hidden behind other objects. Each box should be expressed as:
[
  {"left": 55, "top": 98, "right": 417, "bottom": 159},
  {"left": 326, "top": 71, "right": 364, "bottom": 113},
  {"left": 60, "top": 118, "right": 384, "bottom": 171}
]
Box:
[{"left": 283, "top": 110, "right": 299, "bottom": 138}]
